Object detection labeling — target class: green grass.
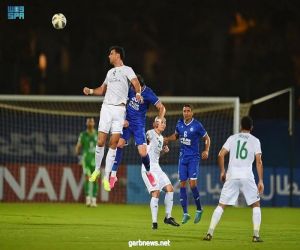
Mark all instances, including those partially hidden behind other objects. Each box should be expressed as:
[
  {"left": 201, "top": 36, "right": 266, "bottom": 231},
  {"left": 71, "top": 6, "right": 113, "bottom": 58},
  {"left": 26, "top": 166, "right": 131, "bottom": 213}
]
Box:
[{"left": 0, "top": 203, "right": 299, "bottom": 250}]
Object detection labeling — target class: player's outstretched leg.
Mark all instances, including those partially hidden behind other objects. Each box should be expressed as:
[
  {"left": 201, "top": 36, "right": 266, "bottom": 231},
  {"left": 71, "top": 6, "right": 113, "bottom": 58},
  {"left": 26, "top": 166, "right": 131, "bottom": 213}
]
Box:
[
  {"left": 190, "top": 186, "right": 203, "bottom": 223},
  {"left": 141, "top": 154, "right": 156, "bottom": 186},
  {"left": 180, "top": 186, "right": 190, "bottom": 224},
  {"left": 102, "top": 148, "right": 116, "bottom": 191},
  {"left": 90, "top": 145, "right": 104, "bottom": 182},
  {"left": 110, "top": 147, "right": 123, "bottom": 189}
]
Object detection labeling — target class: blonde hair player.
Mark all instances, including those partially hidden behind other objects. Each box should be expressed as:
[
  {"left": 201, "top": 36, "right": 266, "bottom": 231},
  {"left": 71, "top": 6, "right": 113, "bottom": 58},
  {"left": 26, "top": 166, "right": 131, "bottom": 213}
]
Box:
[{"left": 142, "top": 117, "right": 180, "bottom": 229}]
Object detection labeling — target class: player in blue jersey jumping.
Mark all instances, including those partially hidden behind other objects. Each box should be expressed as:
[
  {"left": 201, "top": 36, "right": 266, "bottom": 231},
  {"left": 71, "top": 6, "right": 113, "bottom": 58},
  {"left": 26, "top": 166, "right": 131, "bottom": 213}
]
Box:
[
  {"left": 103, "top": 74, "right": 166, "bottom": 191},
  {"left": 165, "top": 104, "right": 210, "bottom": 224}
]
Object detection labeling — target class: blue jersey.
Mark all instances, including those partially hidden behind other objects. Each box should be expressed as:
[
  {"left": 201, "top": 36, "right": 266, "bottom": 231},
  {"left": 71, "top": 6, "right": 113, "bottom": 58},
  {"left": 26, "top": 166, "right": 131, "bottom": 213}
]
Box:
[
  {"left": 175, "top": 118, "right": 207, "bottom": 158},
  {"left": 126, "top": 86, "right": 159, "bottom": 125}
]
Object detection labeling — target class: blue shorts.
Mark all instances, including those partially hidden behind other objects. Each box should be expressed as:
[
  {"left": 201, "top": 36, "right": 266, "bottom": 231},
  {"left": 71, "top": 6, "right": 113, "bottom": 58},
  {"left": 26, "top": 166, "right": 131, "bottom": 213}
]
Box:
[
  {"left": 178, "top": 156, "right": 200, "bottom": 182},
  {"left": 121, "top": 123, "right": 146, "bottom": 146}
]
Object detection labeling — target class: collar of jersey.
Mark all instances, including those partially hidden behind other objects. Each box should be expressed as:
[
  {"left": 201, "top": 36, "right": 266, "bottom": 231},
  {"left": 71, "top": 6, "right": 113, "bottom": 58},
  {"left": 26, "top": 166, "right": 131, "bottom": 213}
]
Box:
[{"left": 184, "top": 118, "right": 194, "bottom": 126}]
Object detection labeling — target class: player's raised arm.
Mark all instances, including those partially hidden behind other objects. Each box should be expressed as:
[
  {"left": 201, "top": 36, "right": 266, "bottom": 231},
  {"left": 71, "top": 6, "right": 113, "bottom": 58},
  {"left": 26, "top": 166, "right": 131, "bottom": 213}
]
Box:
[
  {"left": 155, "top": 101, "right": 166, "bottom": 120},
  {"left": 255, "top": 153, "right": 264, "bottom": 194},
  {"left": 217, "top": 147, "right": 228, "bottom": 182},
  {"left": 83, "top": 83, "right": 107, "bottom": 96},
  {"left": 201, "top": 133, "right": 210, "bottom": 160},
  {"left": 130, "top": 77, "right": 143, "bottom": 102}
]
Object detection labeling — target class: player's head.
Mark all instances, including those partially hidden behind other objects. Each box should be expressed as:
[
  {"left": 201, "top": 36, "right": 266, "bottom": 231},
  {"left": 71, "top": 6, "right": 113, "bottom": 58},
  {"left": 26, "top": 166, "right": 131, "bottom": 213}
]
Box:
[
  {"left": 136, "top": 74, "right": 145, "bottom": 87},
  {"left": 241, "top": 116, "right": 253, "bottom": 131},
  {"left": 182, "top": 104, "right": 193, "bottom": 121},
  {"left": 86, "top": 117, "right": 95, "bottom": 129},
  {"left": 153, "top": 116, "right": 166, "bottom": 132},
  {"left": 108, "top": 46, "right": 125, "bottom": 64}
]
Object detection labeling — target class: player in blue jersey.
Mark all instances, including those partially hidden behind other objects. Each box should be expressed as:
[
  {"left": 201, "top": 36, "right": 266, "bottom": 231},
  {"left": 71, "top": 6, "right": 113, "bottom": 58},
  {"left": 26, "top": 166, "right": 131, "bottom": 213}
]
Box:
[
  {"left": 103, "top": 74, "right": 166, "bottom": 191},
  {"left": 165, "top": 104, "right": 210, "bottom": 224}
]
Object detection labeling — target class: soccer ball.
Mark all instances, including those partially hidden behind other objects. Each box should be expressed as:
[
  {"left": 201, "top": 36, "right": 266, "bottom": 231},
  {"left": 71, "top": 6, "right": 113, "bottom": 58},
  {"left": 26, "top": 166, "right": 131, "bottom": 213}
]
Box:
[{"left": 52, "top": 13, "right": 67, "bottom": 29}]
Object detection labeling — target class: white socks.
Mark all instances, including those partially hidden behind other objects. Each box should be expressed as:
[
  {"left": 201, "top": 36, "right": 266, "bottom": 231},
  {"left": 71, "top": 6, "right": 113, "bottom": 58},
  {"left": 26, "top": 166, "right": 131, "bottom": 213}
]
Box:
[
  {"left": 95, "top": 146, "right": 104, "bottom": 171},
  {"left": 150, "top": 197, "right": 159, "bottom": 223},
  {"left": 164, "top": 192, "right": 174, "bottom": 219},
  {"left": 208, "top": 206, "right": 224, "bottom": 235},
  {"left": 252, "top": 207, "right": 261, "bottom": 237},
  {"left": 85, "top": 196, "right": 91, "bottom": 206},
  {"left": 104, "top": 148, "right": 116, "bottom": 179}
]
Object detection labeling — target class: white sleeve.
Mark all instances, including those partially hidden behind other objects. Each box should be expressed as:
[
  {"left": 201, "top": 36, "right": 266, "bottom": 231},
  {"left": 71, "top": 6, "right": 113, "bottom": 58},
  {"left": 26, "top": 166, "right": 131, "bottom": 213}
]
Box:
[
  {"left": 146, "top": 130, "right": 153, "bottom": 142},
  {"left": 254, "top": 139, "right": 262, "bottom": 155},
  {"left": 222, "top": 136, "right": 232, "bottom": 151},
  {"left": 103, "top": 71, "right": 109, "bottom": 85},
  {"left": 125, "top": 66, "right": 137, "bottom": 81}
]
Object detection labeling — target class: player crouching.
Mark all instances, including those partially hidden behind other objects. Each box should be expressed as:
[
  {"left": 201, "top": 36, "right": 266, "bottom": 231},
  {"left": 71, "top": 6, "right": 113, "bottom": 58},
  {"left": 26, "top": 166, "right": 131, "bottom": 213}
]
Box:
[{"left": 141, "top": 117, "right": 180, "bottom": 229}]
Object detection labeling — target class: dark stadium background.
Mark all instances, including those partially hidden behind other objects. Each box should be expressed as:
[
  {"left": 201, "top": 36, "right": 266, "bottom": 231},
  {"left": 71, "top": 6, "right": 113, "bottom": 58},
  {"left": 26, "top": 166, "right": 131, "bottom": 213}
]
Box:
[
  {"left": 0, "top": 0, "right": 299, "bottom": 110},
  {"left": 0, "top": 0, "right": 299, "bottom": 206}
]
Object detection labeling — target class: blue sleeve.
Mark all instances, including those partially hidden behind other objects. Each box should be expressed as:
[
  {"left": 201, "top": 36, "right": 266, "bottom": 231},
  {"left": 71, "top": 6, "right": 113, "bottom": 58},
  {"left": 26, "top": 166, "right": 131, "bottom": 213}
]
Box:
[
  {"left": 198, "top": 122, "right": 207, "bottom": 137},
  {"left": 146, "top": 88, "right": 159, "bottom": 106}
]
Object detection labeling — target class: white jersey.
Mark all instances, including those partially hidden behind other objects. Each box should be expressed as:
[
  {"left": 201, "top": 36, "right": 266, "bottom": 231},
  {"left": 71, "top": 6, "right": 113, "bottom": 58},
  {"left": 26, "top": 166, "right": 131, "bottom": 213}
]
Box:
[
  {"left": 223, "top": 132, "right": 262, "bottom": 179},
  {"left": 103, "top": 65, "right": 136, "bottom": 105},
  {"left": 142, "top": 129, "right": 164, "bottom": 172}
]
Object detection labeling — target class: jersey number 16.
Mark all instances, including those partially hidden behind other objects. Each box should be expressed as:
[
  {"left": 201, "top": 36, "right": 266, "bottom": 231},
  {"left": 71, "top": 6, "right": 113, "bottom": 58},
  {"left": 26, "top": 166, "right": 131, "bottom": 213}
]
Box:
[{"left": 236, "top": 140, "right": 248, "bottom": 159}]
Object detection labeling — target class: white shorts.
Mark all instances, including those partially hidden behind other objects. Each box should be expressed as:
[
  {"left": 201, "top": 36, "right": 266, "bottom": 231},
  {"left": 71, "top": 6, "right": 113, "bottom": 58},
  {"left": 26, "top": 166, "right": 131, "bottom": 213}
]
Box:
[
  {"left": 219, "top": 178, "right": 260, "bottom": 206},
  {"left": 98, "top": 103, "right": 126, "bottom": 134},
  {"left": 141, "top": 168, "right": 171, "bottom": 194}
]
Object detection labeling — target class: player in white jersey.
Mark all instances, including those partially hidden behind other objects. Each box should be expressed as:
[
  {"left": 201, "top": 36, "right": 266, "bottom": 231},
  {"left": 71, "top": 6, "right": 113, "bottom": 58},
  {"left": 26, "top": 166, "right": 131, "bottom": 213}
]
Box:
[
  {"left": 83, "top": 46, "right": 144, "bottom": 189},
  {"left": 141, "top": 117, "right": 180, "bottom": 229},
  {"left": 203, "top": 116, "right": 264, "bottom": 243}
]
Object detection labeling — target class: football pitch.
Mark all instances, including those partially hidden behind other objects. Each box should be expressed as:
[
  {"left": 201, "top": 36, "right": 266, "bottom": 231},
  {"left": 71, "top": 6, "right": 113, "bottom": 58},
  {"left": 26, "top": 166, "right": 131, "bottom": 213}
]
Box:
[{"left": 0, "top": 203, "right": 299, "bottom": 250}]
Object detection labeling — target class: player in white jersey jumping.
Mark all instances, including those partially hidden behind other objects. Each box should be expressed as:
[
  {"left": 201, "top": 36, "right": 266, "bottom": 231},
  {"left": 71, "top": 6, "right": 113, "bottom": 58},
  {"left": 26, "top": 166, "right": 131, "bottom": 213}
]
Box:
[
  {"left": 203, "top": 116, "right": 264, "bottom": 243},
  {"left": 83, "top": 46, "right": 155, "bottom": 189},
  {"left": 142, "top": 117, "right": 180, "bottom": 230}
]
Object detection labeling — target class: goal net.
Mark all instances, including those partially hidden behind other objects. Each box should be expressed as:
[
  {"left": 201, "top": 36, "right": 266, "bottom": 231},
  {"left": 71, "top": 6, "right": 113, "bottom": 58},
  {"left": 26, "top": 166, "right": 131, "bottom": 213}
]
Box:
[{"left": 0, "top": 95, "right": 239, "bottom": 205}]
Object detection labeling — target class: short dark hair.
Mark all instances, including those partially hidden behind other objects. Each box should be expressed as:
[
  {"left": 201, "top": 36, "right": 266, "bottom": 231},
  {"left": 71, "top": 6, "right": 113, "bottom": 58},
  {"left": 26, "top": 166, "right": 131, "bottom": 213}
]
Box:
[
  {"left": 183, "top": 104, "right": 193, "bottom": 110},
  {"left": 136, "top": 74, "right": 145, "bottom": 87},
  {"left": 241, "top": 116, "right": 253, "bottom": 130},
  {"left": 109, "top": 46, "right": 125, "bottom": 61}
]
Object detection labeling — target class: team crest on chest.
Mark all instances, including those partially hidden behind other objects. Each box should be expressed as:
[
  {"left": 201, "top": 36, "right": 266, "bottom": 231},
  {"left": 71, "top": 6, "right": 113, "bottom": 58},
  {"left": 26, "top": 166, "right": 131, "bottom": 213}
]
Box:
[{"left": 190, "top": 127, "right": 194, "bottom": 132}]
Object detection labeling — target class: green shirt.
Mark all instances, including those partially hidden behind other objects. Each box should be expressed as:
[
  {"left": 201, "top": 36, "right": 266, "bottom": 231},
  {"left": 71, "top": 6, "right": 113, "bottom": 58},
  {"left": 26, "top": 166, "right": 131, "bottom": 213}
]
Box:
[{"left": 78, "top": 130, "right": 97, "bottom": 167}]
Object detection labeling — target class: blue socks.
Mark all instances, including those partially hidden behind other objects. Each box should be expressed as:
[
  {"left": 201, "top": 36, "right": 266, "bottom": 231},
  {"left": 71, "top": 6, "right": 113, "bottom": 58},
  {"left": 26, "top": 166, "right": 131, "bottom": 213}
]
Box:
[
  {"left": 141, "top": 154, "right": 150, "bottom": 172},
  {"left": 112, "top": 147, "right": 123, "bottom": 172},
  {"left": 191, "top": 186, "right": 202, "bottom": 211},
  {"left": 180, "top": 187, "right": 188, "bottom": 214}
]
